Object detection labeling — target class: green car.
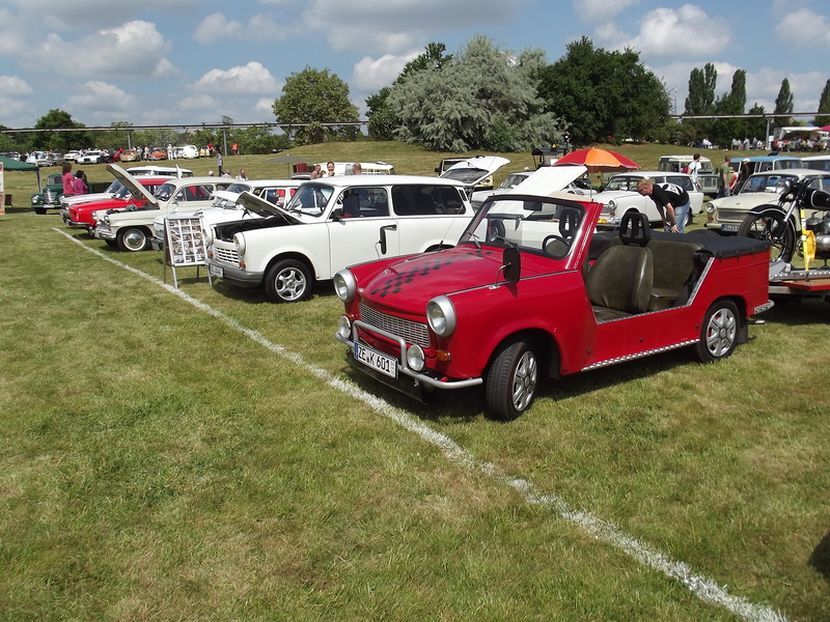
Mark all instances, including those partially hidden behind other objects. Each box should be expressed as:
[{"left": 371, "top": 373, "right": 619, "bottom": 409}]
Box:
[{"left": 31, "top": 173, "right": 64, "bottom": 214}]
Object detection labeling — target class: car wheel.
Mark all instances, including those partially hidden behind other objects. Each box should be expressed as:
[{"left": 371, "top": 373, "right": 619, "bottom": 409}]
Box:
[
  {"left": 33, "top": 207, "right": 46, "bottom": 215},
  {"left": 117, "top": 227, "right": 150, "bottom": 252},
  {"left": 737, "top": 207, "right": 796, "bottom": 264},
  {"left": 694, "top": 300, "right": 740, "bottom": 363},
  {"left": 485, "top": 339, "right": 539, "bottom": 420},
  {"left": 264, "top": 259, "right": 312, "bottom": 303},
  {"left": 104, "top": 239, "right": 118, "bottom": 249}
]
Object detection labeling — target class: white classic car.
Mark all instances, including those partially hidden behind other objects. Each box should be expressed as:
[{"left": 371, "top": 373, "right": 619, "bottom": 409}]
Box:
[
  {"left": 76, "top": 150, "right": 108, "bottom": 164},
  {"left": 704, "top": 168, "right": 830, "bottom": 233},
  {"left": 94, "top": 165, "right": 233, "bottom": 252},
  {"left": 592, "top": 171, "right": 704, "bottom": 228}
]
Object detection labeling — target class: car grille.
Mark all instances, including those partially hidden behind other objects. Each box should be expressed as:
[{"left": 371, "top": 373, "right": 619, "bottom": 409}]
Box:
[
  {"left": 43, "top": 190, "right": 59, "bottom": 204},
  {"left": 96, "top": 221, "right": 112, "bottom": 235},
  {"left": 716, "top": 207, "right": 748, "bottom": 224},
  {"left": 359, "top": 303, "right": 431, "bottom": 348},
  {"left": 214, "top": 245, "right": 239, "bottom": 264}
]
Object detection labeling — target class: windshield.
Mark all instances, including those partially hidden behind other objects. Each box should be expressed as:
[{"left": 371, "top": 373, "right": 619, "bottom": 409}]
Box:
[
  {"left": 604, "top": 176, "right": 640, "bottom": 191},
  {"left": 225, "top": 182, "right": 252, "bottom": 194},
  {"left": 154, "top": 182, "right": 176, "bottom": 202},
  {"left": 285, "top": 184, "right": 333, "bottom": 216},
  {"left": 460, "top": 195, "right": 585, "bottom": 259},
  {"left": 442, "top": 167, "right": 488, "bottom": 184},
  {"left": 742, "top": 174, "right": 798, "bottom": 194},
  {"left": 499, "top": 173, "right": 530, "bottom": 190},
  {"left": 106, "top": 180, "right": 123, "bottom": 194}
]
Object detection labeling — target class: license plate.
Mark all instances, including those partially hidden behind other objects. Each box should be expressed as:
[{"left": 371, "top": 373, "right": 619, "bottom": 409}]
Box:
[
  {"left": 721, "top": 223, "right": 739, "bottom": 232},
  {"left": 354, "top": 342, "right": 397, "bottom": 378},
  {"left": 208, "top": 263, "right": 223, "bottom": 278}
]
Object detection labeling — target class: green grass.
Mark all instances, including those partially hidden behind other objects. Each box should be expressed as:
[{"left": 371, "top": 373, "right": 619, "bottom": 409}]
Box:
[{"left": 1, "top": 142, "right": 829, "bottom": 620}]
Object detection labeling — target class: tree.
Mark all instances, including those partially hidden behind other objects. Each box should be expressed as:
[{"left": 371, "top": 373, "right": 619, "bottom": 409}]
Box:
[
  {"left": 774, "top": 78, "right": 794, "bottom": 128},
  {"left": 366, "top": 42, "right": 453, "bottom": 140},
  {"left": 386, "top": 35, "right": 564, "bottom": 151},
  {"left": 712, "top": 69, "right": 747, "bottom": 145},
  {"left": 815, "top": 80, "right": 830, "bottom": 127},
  {"left": 745, "top": 103, "right": 767, "bottom": 142},
  {"left": 272, "top": 67, "right": 358, "bottom": 145},
  {"left": 32, "top": 109, "right": 91, "bottom": 151},
  {"left": 683, "top": 63, "right": 718, "bottom": 140},
  {"left": 539, "top": 37, "right": 670, "bottom": 145}
]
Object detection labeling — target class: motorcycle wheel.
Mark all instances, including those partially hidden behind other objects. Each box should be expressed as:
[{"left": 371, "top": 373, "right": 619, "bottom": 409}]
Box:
[{"left": 737, "top": 207, "right": 796, "bottom": 264}]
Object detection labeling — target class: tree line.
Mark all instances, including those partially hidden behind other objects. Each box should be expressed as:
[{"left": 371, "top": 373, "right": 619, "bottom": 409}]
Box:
[{"left": 5, "top": 35, "right": 830, "bottom": 154}]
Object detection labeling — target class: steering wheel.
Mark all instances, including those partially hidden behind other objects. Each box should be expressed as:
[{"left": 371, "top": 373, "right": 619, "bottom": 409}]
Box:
[{"left": 542, "top": 234, "right": 569, "bottom": 258}]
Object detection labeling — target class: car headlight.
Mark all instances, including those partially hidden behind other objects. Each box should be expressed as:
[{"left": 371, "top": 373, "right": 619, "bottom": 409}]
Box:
[
  {"left": 31, "top": 196, "right": 42, "bottom": 205},
  {"left": 336, "top": 315, "right": 352, "bottom": 340},
  {"left": 704, "top": 201, "right": 716, "bottom": 214},
  {"left": 203, "top": 226, "right": 213, "bottom": 246},
  {"left": 427, "top": 295, "right": 456, "bottom": 337},
  {"left": 333, "top": 269, "right": 356, "bottom": 302},
  {"left": 406, "top": 344, "right": 425, "bottom": 371},
  {"left": 607, "top": 199, "right": 616, "bottom": 217},
  {"left": 233, "top": 232, "right": 246, "bottom": 256}
]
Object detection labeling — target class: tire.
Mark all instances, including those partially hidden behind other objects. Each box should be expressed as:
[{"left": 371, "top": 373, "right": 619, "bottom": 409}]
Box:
[
  {"left": 737, "top": 207, "right": 796, "bottom": 264},
  {"left": 104, "top": 239, "right": 118, "bottom": 249},
  {"left": 116, "top": 227, "right": 150, "bottom": 252},
  {"left": 694, "top": 300, "right": 740, "bottom": 363},
  {"left": 686, "top": 210, "right": 694, "bottom": 227},
  {"left": 485, "top": 339, "right": 539, "bottom": 420},
  {"left": 33, "top": 207, "right": 46, "bottom": 215},
  {"left": 264, "top": 259, "right": 313, "bottom": 303}
]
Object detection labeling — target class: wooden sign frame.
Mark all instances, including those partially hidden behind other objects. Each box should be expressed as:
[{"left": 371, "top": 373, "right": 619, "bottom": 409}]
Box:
[{"left": 162, "top": 215, "right": 212, "bottom": 288}]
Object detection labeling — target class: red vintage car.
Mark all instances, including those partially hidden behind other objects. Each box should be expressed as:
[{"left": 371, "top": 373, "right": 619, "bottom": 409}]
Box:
[
  {"left": 334, "top": 174, "right": 773, "bottom": 419},
  {"left": 65, "top": 177, "right": 168, "bottom": 235}
]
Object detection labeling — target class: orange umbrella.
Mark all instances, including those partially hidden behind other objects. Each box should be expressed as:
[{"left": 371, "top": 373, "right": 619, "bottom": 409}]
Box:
[{"left": 553, "top": 147, "right": 640, "bottom": 172}]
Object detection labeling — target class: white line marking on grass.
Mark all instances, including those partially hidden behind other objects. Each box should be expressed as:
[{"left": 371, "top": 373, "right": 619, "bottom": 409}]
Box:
[{"left": 55, "top": 229, "right": 787, "bottom": 622}]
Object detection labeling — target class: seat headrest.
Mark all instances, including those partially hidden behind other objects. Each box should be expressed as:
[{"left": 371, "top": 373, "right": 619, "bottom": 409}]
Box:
[
  {"left": 559, "top": 207, "right": 579, "bottom": 240},
  {"left": 619, "top": 211, "right": 650, "bottom": 247}
]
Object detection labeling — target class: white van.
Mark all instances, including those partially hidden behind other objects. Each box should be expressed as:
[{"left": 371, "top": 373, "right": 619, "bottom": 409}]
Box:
[{"left": 658, "top": 154, "right": 719, "bottom": 196}]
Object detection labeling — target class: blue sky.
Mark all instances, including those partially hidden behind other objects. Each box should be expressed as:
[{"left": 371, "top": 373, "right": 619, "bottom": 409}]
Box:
[{"left": 0, "top": 0, "right": 827, "bottom": 129}]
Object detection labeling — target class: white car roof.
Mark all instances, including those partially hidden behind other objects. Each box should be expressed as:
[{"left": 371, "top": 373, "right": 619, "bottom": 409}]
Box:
[
  {"left": 302, "top": 174, "right": 465, "bottom": 188},
  {"left": 611, "top": 170, "right": 693, "bottom": 178},
  {"left": 748, "top": 168, "right": 828, "bottom": 178}
]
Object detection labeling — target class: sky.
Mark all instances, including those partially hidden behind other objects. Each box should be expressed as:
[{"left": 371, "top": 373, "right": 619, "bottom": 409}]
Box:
[{"left": 0, "top": 0, "right": 828, "bottom": 130}]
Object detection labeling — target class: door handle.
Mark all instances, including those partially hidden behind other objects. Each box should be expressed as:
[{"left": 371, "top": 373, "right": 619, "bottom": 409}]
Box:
[{"left": 379, "top": 224, "right": 397, "bottom": 254}]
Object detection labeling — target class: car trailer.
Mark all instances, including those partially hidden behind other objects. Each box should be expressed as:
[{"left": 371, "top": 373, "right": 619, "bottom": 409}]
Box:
[{"left": 768, "top": 260, "right": 830, "bottom": 299}]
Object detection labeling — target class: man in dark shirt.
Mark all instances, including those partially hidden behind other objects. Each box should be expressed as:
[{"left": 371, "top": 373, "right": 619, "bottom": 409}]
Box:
[{"left": 636, "top": 178, "right": 690, "bottom": 233}]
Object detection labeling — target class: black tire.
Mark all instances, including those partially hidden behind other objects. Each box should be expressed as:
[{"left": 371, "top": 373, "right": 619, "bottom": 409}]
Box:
[
  {"left": 33, "top": 207, "right": 46, "bottom": 215},
  {"left": 116, "top": 227, "right": 150, "bottom": 252},
  {"left": 686, "top": 210, "right": 694, "bottom": 227},
  {"left": 264, "top": 259, "right": 313, "bottom": 303},
  {"left": 737, "top": 207, "right": 796, "bottom": 263},
  {"left": 485, "top": 339, "right": 539, "bottom": 420},
  {"left": 104, "top": 239, "right": 118, "bottom": 249},
  {"left": 694, "top": 300, "right": 740, "bottom": 363}
]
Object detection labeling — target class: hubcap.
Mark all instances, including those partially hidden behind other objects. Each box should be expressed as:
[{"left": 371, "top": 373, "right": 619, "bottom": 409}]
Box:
[
  {"left": 123, "top": 229, "right": 146, "bottom": 251},
  {"left": 275, "top": 267, "right": 307, "bottom": 301},
  {"left": 705, "top": 308, "right": 737, "bottom": 357},
  {"left": 511, "top": 351, "right": 538, "bottom": 411}
]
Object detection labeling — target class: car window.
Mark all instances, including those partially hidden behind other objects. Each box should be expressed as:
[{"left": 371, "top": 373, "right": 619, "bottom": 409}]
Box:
[
  {"left": 392, "top": 184, "right": 465, "bottom": 216},
  {"left": 605, "top": 176, "right": 637, "bottom": 191},
  {"left": 289, "top": 184, "right": 333, "bottom": 215},
  {"left": 339, "top": 187, "right": 389, "bottom": 218},
  {"left": 666, "top": 176, "right": 693, "bottom": 191},
  {"left": 499, "top": 173, "right": 530, "bottom": 190},
  {"left": 742, "top": 174, "right": 797, "bottom": 193},
  {"left": 155, "top": 183, "right": 176, "bottom": 201},
  {"left": 806, "top": 175, "right": 830, "bottom": 191},
  {"left": 176, "top": 185, "right": 212, "bottom": 202},
  {"left": 804, "top": 159, "right": 830, "bottom": 172}
]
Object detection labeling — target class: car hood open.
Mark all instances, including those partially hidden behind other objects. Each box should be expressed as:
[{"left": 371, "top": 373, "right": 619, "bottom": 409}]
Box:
[
  {"left": 235, "top": 190, "right": 304, "bottom": 224},
  {"left": 440, "top": 156, "right": 511, "bottom": 186},
  {"left": 106, "top": 164, "right": 158, "bottom": 208}
]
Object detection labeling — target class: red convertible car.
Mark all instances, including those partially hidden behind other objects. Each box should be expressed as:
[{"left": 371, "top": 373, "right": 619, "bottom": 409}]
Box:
[
  {"left": 64, "top": 176, "right": 167, "bottom": 235},
  {"left": 334, "top": 173, "right": 773, "bottom": 419}
]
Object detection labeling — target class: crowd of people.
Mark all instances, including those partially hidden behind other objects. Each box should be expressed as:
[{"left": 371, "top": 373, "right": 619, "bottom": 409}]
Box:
[{"left": 308, "top": 161, "right": 363, "bottom": 178}]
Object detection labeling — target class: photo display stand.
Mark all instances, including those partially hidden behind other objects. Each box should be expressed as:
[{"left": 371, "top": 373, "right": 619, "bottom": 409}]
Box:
[{"left": 163, "top": 215, "right": 212, "bottom": 288}]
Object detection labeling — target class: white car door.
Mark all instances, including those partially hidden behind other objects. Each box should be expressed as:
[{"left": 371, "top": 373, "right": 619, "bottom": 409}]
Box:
[{"left": 326, "top": 187, "right": 399, "bottom": 277}]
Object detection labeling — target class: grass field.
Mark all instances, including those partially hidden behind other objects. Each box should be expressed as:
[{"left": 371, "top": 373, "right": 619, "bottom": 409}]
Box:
[{"left": 1, "top": 142, "right": 828, "bottom": 620}]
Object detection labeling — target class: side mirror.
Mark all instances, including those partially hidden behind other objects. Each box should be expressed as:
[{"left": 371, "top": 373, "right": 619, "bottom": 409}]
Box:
[
  {"left": 502, "top": 246, "right": 521, "bottom": 283},
  {"left": 331, "top": 206, "right": 343, "bottom": 221}
]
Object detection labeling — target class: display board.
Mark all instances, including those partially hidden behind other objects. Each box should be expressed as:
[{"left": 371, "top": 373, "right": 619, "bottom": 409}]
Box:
[
  {"left": 0, "top": 162, "right": 5, "bottom": 216},
  {"left": 163, "top": 215, "right": 212, "bottom": 288}
]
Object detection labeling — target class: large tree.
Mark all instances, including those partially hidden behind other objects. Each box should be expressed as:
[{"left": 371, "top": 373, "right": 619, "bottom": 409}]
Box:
[
  {"left": 815, "top": 79, "right": 830, "bottom": 127},
  {"left": 386, "top": 35, "right": 563, "bottom": 151},
  {"left": 366, "top": 42, "right": 453, "bottom": 140},
  {"left": 774, "top": 78, "right": 794, "bottom": 128},
  {"left": 683, "top": 63, "right": 718, "bottom": 140},
  {"left": 712, "top": 69, "right": 747, "bottom": 145},
  {"left": 538, "top": 37, "right": 669, "bottom": 145},
  {"left": 32, "top": 109, "right": 91, "bottom": 151},
  {"left": 272, "top": 67, "right": 358, "bottom": 144}
]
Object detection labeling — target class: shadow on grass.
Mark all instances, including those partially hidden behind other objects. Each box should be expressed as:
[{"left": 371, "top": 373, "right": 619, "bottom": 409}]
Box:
[
  {"left": 338, "top": 345, "right": 697, "bottom": 423},
  {"left": 809, "top": 531, "right": 830, "bottom": 581},
  {"left": 207, "top": 276, "right": 337, "bottom": 305},
  {"left": 765, "top": 296, "right": 830, "bottom": 326}
]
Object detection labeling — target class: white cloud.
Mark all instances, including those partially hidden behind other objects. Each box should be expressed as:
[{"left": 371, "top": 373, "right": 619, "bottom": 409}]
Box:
[
  {"left": 573, "top": 0, "right": 638, "bottom": 22},
  {"left": 0, "top": 75, "right": 32, "bottom": 96},
  {"left": 775, "top": 9, "right": 830, "bottom": 46},
  {"left": 302, "top": 0, "right": 525, "bottom": 52},
  {"left": 194, "top": 11, "right": 291, "bottom": 43},
  {"left": 593, "top": 22, "right": 629, "bottom": 47},
  {"left": 624, "top": 5, "right": 730, "bottom": 57},
  {"left": 28, "top": 21, "right": 173, "bottom": 78},
  {"left": 67, "top": 81, "right": 134, "bottom": 110},
  {"left": 194, "top": 62, "right": 281, "bottom": 94},
  {"left": 351, "top": 50, "right": 420, "bottom": 92},
  {"left": 0, "top": 96, "right": 31, "bottom": 125},
  {"left": 11, "top": 0, "right": 197, "bottom": 30},
  {"left": 255, "top": 97, "right": 275, "bottom": 113},
  {"left": 180, "top": 95, "right": 218, "bottom": 110}
]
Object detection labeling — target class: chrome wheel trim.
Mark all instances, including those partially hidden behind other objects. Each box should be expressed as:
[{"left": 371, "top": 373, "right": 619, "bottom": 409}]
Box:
[
  {"left": 705, "top": 307, "right": 737, "bottom": 357},
  {"left": 123, "top": 229, "right": 146, "bottom": 251},
  {"left": 511, "top": 350, "right": 538, "bottom": 411},
  {"left": 275, "top": 267, "right": 307, "bottom": 301}
]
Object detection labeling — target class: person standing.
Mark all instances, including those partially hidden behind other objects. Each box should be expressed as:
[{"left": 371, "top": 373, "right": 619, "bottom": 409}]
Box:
[
  {"left": 73, "top": 170, "right": 88, "bottom": 195},
  {"left": 636, "top": 178, "right": 690, "bottom": 233},
  {"left": 236, "top": 168, "right": 247, "bottom": 181},
  {"left": 687, "top": 153, "right": 702, "bottom": 189},
  {"left": 325, "top": 161, "right": 336, "bottom": 176},
  {"left": 717, "top": 156, "right": 733, "bottom": 198},
  {"left": 216, "top": 151, "right": 224, "bottom": 176},
  {"left": 61, "top": 162, "right": 76, "bottom": 196},
  {"left": 351, "top": 162, "right": 362, "bottom": 175}
]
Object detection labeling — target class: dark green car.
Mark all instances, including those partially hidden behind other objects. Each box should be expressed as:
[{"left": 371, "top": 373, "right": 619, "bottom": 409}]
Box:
[{"left": 31, "top": 173, "right": 64, "bottom": 214}]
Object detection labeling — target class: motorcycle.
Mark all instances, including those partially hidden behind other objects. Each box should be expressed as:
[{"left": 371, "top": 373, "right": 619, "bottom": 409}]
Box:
[{"left": 738, "top": 178, "right": 830, "bottom": 268}]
